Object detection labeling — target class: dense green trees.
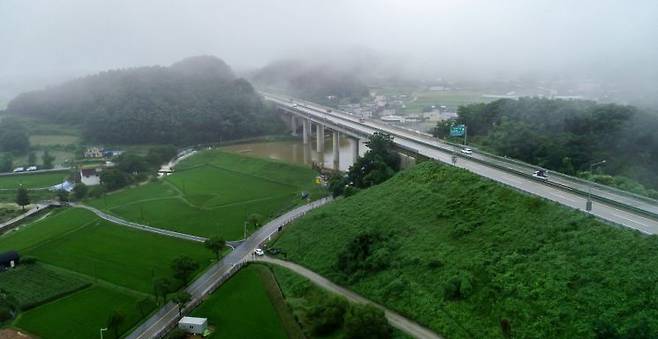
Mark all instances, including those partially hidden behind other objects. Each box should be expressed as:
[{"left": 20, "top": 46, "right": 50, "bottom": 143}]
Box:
[
  {"left": 203, "top": 236, "right": 226, "bottom": 260},
  {"left": 7, "top": 56, "right": 284, "bottom": 145},
  {"left": 41, "top": 149, "right": 55, "bottom": 169},
  {"left": 99, "top": 146, "right": 177, "bottom": 192},
  {"left": 436, "top": 98, "right": 658, "bottom": 194},
  {"left": 170, "top": 256, "right": 199, "bottom": 284},
  {"left": 329, "top": 132, "right": 402, "bottom": 197},
  {"left": 15, "top": 186, "right": 30, "bottom": 210},
  {"left": 344, "top": 304, "right": 391, "bottom": 339},
  {"left": 0, "top": 118, "right": 29, "bottom": 155},
  {"left": 145, "top": 145, "right": 177, "bottom": 167},
  {"left": 348, "top": 132, "right": 401, "bottom": 189}
]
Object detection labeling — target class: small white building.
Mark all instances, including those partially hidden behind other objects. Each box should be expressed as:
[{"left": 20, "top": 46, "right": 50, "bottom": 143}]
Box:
[
  {"left": 84, "top": 147, "right": 104, "bottom": 158},
  {"left": 80, "top": 168, "right": 101, "bottom": 186},
  {"left": 178, "top": 317, "right": 207, "bottom": 335}
]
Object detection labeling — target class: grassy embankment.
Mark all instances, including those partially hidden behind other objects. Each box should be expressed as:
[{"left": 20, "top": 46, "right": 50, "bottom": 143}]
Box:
[
  {"left": 274, "top": 161, "right": 658, "bottom": 338},
  {"left": 0, "top": 208, "right": 213, "bottom": 338},
  {"left": 88, "top": 150, "right": 323, "bottom": 239}
]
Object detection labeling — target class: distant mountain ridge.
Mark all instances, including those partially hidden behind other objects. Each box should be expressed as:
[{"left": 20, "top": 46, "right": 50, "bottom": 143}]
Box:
[
  {"left": 251, "top": 59, "right": 370, "bottom": 106},
  {"left": 6, "top": 56, "right": 282, "bottom": 144}
]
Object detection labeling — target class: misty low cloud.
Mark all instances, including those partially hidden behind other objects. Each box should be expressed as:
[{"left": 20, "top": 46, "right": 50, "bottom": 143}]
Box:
[{"left": 0, "top": 0, "right": 657, "bottom": 91}]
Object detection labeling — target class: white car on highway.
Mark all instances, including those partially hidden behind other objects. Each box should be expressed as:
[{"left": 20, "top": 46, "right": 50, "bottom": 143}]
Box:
[
  {"left": 460, "top": 148, "right": 473, "bottom": 155},
  {"left": 254, "top": 248, "right": 264, "bottom": 256},
  {"left": 533, "top": 170, "right": 548, "bottom": 180}
]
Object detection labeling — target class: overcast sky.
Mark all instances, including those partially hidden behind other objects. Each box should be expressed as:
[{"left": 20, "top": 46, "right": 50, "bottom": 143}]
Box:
[{"left": 1, "top": 0, "right": 657, "bottom": 86}]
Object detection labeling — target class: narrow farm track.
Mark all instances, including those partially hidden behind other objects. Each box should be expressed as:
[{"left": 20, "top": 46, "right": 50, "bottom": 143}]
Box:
[
  {"left": 256, "top": 256, "right": 443, "bottom": 339},
  {"left": 72, "top": 204, "right": 210, "bottom": 243}
]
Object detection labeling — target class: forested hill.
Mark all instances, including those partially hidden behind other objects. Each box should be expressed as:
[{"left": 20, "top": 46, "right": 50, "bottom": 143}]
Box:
[
  {"left": 6, "top": 55, "right": 283, "bottom": 144},
  {"left": 251, "top": 59, "right": 370, "bottom": 106},
  {"left": 436, "top": 98, "right": 658, "bottom": 195}
]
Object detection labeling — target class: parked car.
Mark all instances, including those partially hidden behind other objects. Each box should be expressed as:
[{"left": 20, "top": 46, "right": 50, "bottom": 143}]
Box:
[
  {"left": 461, "top": 148, "right": 473, "bottom": 155},
  {"left": 533, "top": 169, "right": 548, "bottom": 180},
  {"left": 254, "top": 248, "right": 264, "bottom": 256},
  {"left": 26, "top": 166, "right": 38, "bottom": 171},
  {"left": 12, "top": 167, "right": 24, "bottom": 173}
]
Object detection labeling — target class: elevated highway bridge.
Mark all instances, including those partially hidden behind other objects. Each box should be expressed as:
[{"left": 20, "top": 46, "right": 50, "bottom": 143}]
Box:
[{"left": 263, "top": 92, "right": 658, "bottom": 234}]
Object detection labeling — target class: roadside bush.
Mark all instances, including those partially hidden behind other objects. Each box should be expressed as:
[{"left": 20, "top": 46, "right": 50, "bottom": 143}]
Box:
[
  {"left": 0, "top": 306, "right": 12, "bottom": 322},
  {"left": 88, "top": 185, "right": 105, "bottom": 198},
  {"left": 343, "top": 186, "right": 360, "bottom": 197},
  {"left": 327, "top": 173, "right": 348, "bottom": 197},
  {"left": 20, "top": 256, "right": 37, "bottom": 265},
  {"left": 336, "top": 231, "right": 396, "bottom": 280},
  {"left": 306, "top": 296, "right": 348, "bottom": 336},
  {"left": 343, "top": 303, "right": 391, "bottom": 339},
  {"left": 443, "top": 271, "right": 474, "bottom": 300},
  {"left": 73, "top": 183, "right": 88, "bottom": 200}
]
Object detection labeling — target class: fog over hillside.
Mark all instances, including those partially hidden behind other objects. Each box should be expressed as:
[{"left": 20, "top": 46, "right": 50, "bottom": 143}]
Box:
[{"left": 1, "top": 0, "right": 657, "bottom": 105}]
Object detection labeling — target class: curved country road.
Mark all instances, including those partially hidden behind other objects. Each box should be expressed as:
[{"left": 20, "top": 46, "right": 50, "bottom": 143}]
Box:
[
  {"left": 255, "top": 256, "right": 443, "bottom": 339},
  {"left": 125, "top": 197, "right": 332, "bottom": 339}
]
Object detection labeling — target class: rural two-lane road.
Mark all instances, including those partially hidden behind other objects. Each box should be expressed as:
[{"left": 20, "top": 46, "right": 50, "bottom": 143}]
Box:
[{"left": 125, "top": 197, "right": 331, "bottom": 339}]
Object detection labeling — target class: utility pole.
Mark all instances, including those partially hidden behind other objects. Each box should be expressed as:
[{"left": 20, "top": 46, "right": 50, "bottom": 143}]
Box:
[
  {"left": 100, "top": 328, "right": 108, "bottom": 339},
  {"left": 464, "top": 125, "right": 468, "bottom": 145},
  {"left": 586, "top": 160, "right": 606, "bottom": 211}
]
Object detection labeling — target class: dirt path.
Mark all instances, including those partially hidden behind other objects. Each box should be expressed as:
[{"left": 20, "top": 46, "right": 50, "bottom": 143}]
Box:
[
  {"left": 255, "top": 256, "right": 443, "bottom": 339},
  {"left": 0, "top": 329, "right": 35, "bottom": 339}
]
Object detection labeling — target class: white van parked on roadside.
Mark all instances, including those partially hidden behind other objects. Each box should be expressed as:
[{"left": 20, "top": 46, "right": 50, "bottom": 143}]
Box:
[{"left": 12, "top": 167, "right": 24, "bottom": 173}]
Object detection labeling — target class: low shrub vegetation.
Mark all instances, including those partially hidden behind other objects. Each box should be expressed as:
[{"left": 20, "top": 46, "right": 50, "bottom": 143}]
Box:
[{"left": 275, "top": 161, "right": 658, "bottom": 338}]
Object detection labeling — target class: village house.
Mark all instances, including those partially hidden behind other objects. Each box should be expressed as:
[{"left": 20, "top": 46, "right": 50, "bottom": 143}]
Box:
[
  {"left": 80, "top": 167, "right": 101, "bottom": 186},
  {"left": 84, "top": 146, "right": 103, "bottom": 158}
]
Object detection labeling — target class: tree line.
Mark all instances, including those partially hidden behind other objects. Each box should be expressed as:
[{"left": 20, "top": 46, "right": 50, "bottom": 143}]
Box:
[
  {"left": 6, "top": 56, "right": 285, "bottom": 145},
  {"left": 434, "top": 97, "right": 658, "bottom": 197}
]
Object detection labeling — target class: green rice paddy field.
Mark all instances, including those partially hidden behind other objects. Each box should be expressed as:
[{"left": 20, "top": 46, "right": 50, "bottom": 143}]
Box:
[
  {"left": 88, "top": 150, "right": 323, "bottom": 239},
  {"left": 0, "top": 170, "right": 69, "bottom": 189},
  {"left": 0, "top": 208, "right": 213, "bottom": 338},
  {"left": 190, "top": 265, "right": 289, "bottom": 339}
]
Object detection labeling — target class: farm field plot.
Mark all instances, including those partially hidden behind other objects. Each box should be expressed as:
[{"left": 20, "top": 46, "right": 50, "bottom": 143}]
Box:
[
  {"left": 0, "top": 264, "right": 89, "bottom": 309},
  {"left": 14, "top": 285, "right": 146, "bottom": 339},
  {"left": 0, "top": 170, "right": 69, "bottom": 189},
  {"left": 88, "top": 150, "right": 321, "bottom": 239},
  {"left": 1, "top": 207, "right": 210, "bottom": 338},
  {"left": 403, "top": 90, "right": 495, "bottom": 112},
  {"left": 0, "top": 208, "right": 213, "bottom": 293},
  {"left": 190, "top": 265, "right": 288, "bottom": 339},
  {"left": 28, "top": 134, "right": 79, "bottom": 146}
]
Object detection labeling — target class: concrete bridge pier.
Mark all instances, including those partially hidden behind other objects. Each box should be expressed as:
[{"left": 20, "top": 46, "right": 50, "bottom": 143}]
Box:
[
  {"left": 351, "top": 137, "right": 360, "bottom": 163},
  {"left": 316, "top": 124, "right": 325, "bottom": 153},
  {"left": 302, "top": 119, "right": 310, "bottom": 144},
  {"left": 290, "top": 115, "right": 298, "bottom": 136},
  {"left": 332, "top": 131, "right": 340, "bottom": 170}
]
